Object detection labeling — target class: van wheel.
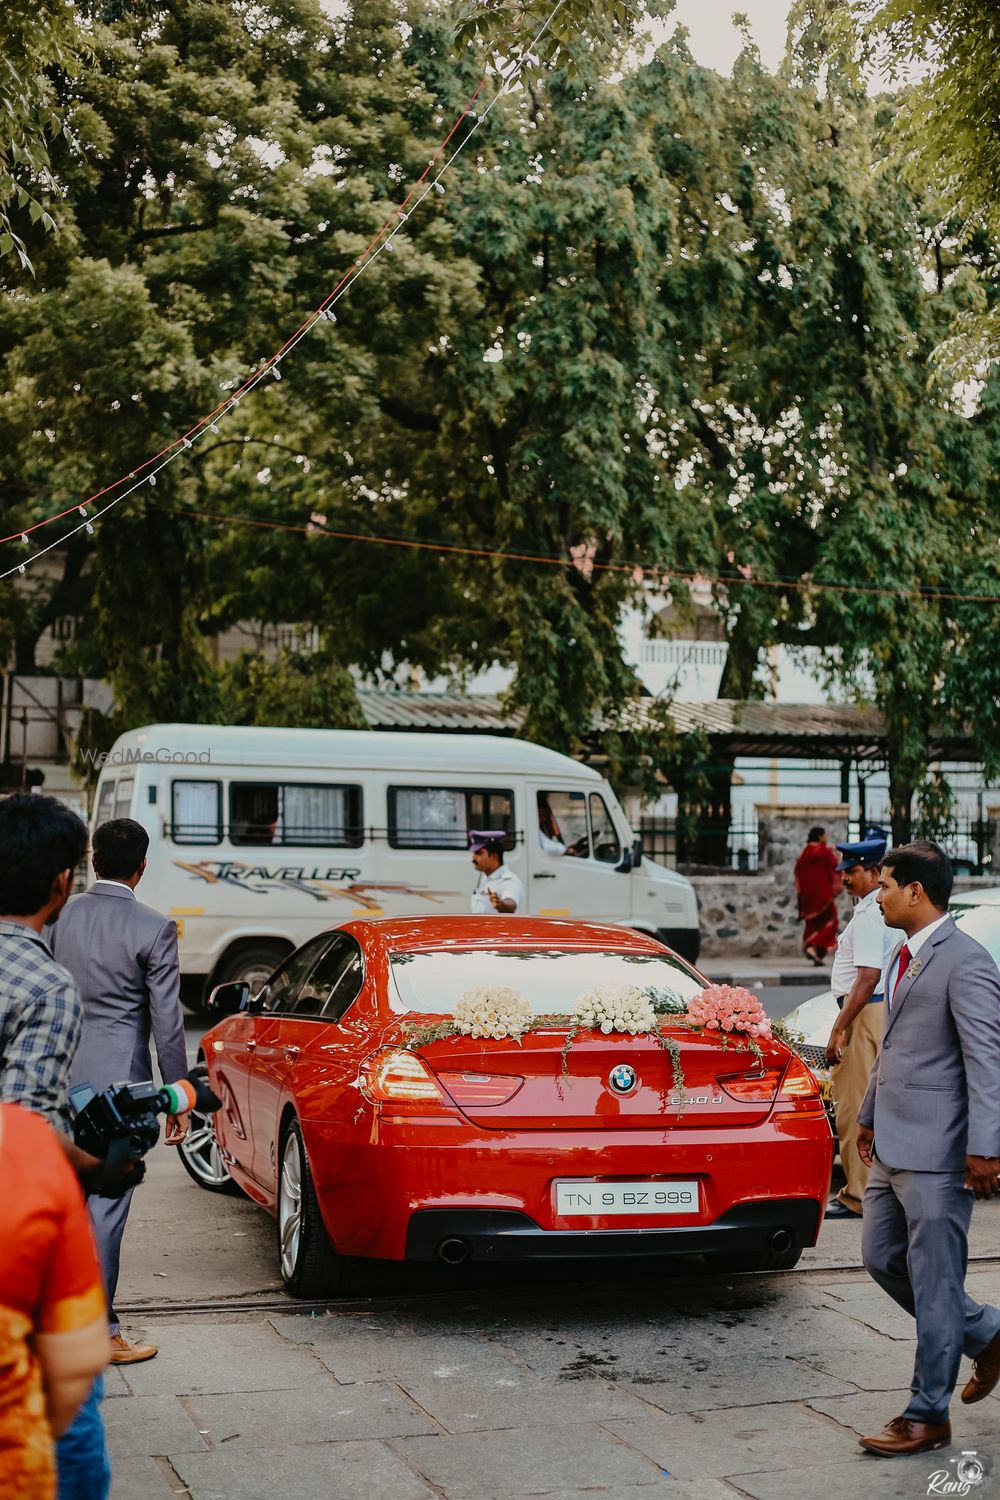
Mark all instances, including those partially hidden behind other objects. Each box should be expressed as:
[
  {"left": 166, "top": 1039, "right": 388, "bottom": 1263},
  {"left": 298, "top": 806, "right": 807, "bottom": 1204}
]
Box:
[
  {"left": 277, "top": 1119, "right": 373, "bottom": 1298},
  {"left": 215, "top": 942, "right": 291, "bottom": 996}
]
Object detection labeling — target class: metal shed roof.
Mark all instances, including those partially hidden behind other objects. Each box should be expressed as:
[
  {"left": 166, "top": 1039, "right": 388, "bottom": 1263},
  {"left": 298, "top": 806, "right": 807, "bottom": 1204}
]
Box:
[
  {"left": 356, "top": 690, "right": 523, "bottom": 734},
  {"left": 357, "top": 692, "right": 973, "bottom": 763}
]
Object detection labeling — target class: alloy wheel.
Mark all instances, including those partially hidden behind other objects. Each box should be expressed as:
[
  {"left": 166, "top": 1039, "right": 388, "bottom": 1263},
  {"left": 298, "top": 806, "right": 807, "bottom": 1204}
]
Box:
[
  {"left": 178, "top": 1105, "right": 232, "bottom": 1189},
  {"left": 279, "top": 1131, "right": 303, "bottom": 1280}
]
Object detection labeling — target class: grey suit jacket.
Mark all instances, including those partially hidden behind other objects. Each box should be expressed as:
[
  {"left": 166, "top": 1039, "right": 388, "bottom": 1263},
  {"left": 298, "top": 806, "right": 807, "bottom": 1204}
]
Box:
[
  {"left": 857, "top": 916, "right": 1000, "bottom": 1172},
  {"left": 48, "top": 884, "right": 188, "bottom": 1093}
]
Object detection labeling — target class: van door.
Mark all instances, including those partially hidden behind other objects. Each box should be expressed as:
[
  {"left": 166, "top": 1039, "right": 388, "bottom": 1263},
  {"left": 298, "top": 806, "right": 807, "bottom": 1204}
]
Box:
[{"left": 528, "top": 785, "right": 629, "bottom": 920}]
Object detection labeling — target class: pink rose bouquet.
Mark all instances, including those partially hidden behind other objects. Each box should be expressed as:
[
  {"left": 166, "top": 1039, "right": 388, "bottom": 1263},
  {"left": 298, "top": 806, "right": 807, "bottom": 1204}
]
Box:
[{"left": 685, "top": 983, "right": 772, "bottom": 1041}]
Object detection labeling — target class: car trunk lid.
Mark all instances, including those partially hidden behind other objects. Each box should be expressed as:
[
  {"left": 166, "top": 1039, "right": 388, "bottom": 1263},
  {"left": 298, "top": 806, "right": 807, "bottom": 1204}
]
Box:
[{"left": 413, "top": 1026, "right": 786, "bottom": 1130}]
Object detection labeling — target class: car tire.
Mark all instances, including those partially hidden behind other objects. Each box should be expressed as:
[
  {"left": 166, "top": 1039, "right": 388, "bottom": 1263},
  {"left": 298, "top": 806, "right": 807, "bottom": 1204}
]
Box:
[
  {"left": 707, "top": 1242, "right": 803, "bottom": 1274},
  {"left": 175, "top": 1064, "right": 244, "bottom": 1196},
  {"left": 277, "top": 1118, "right": 374, "bottom": 1298}
]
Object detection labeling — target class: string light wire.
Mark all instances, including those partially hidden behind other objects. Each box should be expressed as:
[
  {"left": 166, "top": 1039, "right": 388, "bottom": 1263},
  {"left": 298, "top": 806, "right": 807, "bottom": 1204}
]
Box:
[
  {"left": 162, "top": 503, "right": 1000, "bottom": 608},
  {"left": 0, "top": 0, "right": 569, "bottom": 575}
]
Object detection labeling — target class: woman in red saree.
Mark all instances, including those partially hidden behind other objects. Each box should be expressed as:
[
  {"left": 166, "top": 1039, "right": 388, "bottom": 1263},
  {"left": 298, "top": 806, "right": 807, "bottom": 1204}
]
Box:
[{"left": 794, "top": 826, "right": 840, "bottom": 964}]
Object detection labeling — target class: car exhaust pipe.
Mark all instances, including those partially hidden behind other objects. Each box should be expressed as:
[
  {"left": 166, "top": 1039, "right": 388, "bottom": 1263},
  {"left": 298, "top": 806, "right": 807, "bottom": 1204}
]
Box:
[
  {"left": 437, "top": 1236, "right": 472, "bottom": 1265},
  {"left": 769, "top": 1227, "right": 793, "bottom": 1255}
]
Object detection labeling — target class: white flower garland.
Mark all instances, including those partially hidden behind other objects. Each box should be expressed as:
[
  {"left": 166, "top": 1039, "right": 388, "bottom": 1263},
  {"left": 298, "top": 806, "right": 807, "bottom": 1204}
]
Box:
[
  {"left": 572, "top": 984, "right": 657, "bottom": 1035},
  {"left": 452, "top": 986, "right": 534, "bottom": 1040}
]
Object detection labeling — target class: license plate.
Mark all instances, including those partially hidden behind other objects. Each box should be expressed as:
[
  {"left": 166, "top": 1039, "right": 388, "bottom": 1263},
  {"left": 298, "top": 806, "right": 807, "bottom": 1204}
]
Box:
[{"left": 554, "top": 1179, "right": 700, "bottom": 1217}]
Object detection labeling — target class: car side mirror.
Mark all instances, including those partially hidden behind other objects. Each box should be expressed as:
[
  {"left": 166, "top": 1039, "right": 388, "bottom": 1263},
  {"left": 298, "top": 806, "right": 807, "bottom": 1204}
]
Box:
[
  {"left": 207, "top": 980, "right": 251, "bottom": 1016},
  {"left": 632, "top": 836, "right": 643, "bottom": 866}
]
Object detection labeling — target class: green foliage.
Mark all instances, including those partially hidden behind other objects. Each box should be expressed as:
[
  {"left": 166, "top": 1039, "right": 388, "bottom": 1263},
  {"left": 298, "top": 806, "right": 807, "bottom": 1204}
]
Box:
[
  {"left": 221, "top": 648, "right": 366, "bottom": 729},
  {"left": 0, "top": 1, "right": 79, "bottom": 271},
  {"left": 2, "top": 0, "right": 1000, "bottom": 829}
]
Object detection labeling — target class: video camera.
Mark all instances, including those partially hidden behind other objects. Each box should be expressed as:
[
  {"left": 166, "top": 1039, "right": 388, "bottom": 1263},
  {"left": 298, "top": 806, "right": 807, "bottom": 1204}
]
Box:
[{"left": 69, "top": 1069, "right": 222, "bottom": 1196}]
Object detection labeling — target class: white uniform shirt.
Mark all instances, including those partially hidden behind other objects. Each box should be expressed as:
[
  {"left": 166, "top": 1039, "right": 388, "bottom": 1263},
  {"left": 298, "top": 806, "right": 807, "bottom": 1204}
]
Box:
[
  {"left": 470, "top": 863, "right": 524, "bottom": 915},
  {"left": 829, "top": 887, "right": 895, "bottom": 999}
]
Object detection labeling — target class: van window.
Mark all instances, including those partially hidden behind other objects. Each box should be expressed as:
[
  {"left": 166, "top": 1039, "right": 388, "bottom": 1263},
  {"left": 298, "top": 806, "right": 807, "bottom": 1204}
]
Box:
[
  {"left": 590, "top": 793, "right": 622, "bottom": 864},
  {"left": 229, "top": 783, "right": 363, "bottom": 847},
  {"left": 537, "top": 790, "right": 589, "bottom": 858},
  {"left": 95, "top": 780, "right": 115, "bottom": 825},
  {"left": 113, "top": 777, "right": 134, "bottom": 819},
  {"left": 171, "top": 780, "right": 222, "bottom": 845},
  {"left": 388, "top": 787, "right": 514, "bottom": 851}
]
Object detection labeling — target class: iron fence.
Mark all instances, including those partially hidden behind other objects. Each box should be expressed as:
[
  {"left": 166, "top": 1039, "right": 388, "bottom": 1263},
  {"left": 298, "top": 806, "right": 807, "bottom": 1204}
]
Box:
[
  {"left": 638, "top": 814, "right": 995, "bottom": 875},
  {"left": 639, "top": 815, "right": 760, "bottom": 872}
]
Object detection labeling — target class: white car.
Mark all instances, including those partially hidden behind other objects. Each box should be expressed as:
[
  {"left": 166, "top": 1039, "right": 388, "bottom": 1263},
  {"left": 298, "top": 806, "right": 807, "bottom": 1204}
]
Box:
[{"left": 784, "top": 889, "right": 1000, "bottom": 1138}]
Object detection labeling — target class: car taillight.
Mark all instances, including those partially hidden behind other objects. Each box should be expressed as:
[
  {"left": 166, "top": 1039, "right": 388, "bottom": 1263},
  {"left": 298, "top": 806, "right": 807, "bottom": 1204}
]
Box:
[
  {"left": 366, "top": 1050, "right": 446, "bottom": 1104},
  {"left": 775, "top": 1054, "right": 825, "bottom": 1112},
  {"left": 716, "top": 1067, "right": 784, "bottom": 1102},
  {"left": 436, "top": 1071, "right": 524, "bottom": 1107}
]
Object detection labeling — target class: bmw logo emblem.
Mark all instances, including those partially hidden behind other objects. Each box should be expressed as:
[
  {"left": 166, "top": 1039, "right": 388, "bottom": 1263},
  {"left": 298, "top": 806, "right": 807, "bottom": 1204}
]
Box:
[{"left": 609, "top": 1063, "right": 638, "bottom": 1095}]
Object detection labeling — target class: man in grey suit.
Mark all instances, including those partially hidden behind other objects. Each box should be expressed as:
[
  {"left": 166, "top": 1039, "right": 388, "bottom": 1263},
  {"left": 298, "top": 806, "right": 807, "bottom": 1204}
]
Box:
[
  {"left": 50, "top": 817, "right": 189, "bottom": 1365},
  {"left": 856, "top": 840, "right": 1000, "bottom": 1457}
]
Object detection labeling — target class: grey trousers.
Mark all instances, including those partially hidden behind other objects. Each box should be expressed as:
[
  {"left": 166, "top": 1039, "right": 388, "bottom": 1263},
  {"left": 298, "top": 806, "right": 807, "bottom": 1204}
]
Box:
[
  {"left": 89, "top": 1186, "right": 136, "bottom": 1336},
  {"left": 862, "top": 1159, "right": 1000, "bottom": 1421}
]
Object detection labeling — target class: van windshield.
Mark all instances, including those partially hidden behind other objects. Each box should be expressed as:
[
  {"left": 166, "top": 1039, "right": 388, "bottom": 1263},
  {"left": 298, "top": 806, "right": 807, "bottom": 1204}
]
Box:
[{"left": 388, "top": 948, "right": 704, "bottom": 1017}]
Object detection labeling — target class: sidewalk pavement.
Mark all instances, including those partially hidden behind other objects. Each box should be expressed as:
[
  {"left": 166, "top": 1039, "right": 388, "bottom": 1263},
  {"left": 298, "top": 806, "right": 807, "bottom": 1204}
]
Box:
[
  {"left": 700, "top": 956, "right": 833, "bottom": 988},
  {"left": 107, "top": 1198, "right": 1000, "bottom": 1500}
]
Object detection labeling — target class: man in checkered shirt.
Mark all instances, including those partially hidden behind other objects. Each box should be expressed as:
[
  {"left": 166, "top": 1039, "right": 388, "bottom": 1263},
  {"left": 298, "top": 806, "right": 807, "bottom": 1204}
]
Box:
[{"left": 0, "top": 794, "right": 94, "bottom": 1162}]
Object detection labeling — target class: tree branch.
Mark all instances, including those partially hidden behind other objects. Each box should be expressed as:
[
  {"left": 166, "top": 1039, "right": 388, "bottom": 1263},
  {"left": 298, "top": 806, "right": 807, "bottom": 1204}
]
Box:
[
  {"left": 130, "top": 221, "right": 214, "bottom": 243},
  {"left": 377, "top": 394, "right": 440, "bottom": 432}
]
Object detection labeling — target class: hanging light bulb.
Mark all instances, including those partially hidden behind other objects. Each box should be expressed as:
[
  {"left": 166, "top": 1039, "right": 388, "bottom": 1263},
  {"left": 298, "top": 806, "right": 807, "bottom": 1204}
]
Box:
[
  {"left": 385, "top": 238, "right": 395, "bottom": 253},
  {"left": 210, "top": 422, "right": 220, "bottom": 434},
  {"left": 271, "top": 365, "right": 282, "bottom": 381},
  {"left": 20, "top": 533, "right": 28, "bottom": 545},
  {"left": 148, "top": 474, "right": 156, "bottom": 486},
  {"left": 434, "top": 181, "right": 446, "bottom": 195},
  {"left": 182, "top": 436, "right": 192, "bottom": 448},
  {"left": 78, "top": 506, "right": 88, "bottom": 517},
  {"left": 85, "top": 522, "right": 94, "bottom": 535},
  {"left": 322, "top": 307, "right": 337, "bottom": 324},
  {"left": 18, "top": 563, "right": 26, "bottom": 575}
]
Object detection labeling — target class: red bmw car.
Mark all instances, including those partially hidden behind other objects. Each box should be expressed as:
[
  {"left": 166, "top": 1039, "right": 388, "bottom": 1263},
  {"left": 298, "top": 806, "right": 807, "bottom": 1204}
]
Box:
[{"left": 181, "top": 917, "right": 833, "bottom": 1297}]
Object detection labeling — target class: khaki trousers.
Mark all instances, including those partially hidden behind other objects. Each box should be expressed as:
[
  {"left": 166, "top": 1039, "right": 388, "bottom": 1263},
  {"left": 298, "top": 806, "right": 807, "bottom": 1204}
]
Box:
[{"left": 831, "top": 1000, "right": 885, "bottom": 1215}]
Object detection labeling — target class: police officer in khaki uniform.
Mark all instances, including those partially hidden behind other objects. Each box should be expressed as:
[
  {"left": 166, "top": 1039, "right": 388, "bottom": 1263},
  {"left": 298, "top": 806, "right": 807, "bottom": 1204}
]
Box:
[{"left": 824, "top": 835, "right": 894, "bottom": 1219}]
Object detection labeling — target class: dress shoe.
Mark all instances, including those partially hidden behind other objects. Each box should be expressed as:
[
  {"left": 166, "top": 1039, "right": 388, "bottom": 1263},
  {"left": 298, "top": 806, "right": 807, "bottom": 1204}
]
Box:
[
  {"left": 859, "top": 1415, "right": 951, "bottom": 1457},
  {"left": 825, "top": 1200, "right": 862, "bottom": 1221},
  {"left": 109, "top": 1332, "right": 158, "bottom": 1365},
  {"left": 962, "top": 1328, "right": 1000, "bottom": 1404}
]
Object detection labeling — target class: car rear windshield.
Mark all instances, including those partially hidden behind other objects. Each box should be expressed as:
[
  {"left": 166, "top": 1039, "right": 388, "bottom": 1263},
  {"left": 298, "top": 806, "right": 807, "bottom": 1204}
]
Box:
[{"left": 388, "top": 948, "right": 705, "bottom": 1016}]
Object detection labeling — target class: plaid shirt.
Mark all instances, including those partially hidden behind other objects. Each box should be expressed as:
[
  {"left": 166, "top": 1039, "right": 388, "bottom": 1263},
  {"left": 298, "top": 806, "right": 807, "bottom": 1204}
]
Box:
[{"left": 0, "top": 920, "right": 82, "bottom": 1129}]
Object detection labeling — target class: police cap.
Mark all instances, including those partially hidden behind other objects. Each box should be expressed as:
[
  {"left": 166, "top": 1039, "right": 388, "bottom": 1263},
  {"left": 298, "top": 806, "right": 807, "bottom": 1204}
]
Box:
[{"left": 835, "top": 836, "right": 887, "bottom": 872}]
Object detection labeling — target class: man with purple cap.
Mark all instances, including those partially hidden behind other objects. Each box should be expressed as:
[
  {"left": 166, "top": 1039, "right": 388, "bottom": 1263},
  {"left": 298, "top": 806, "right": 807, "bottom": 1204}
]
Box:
[
  {"left": 824, "top": 833, "right": 894, "bottom": 1219},
  {"left": 468, "top": 831, "right": 524, "bottom": 915}
]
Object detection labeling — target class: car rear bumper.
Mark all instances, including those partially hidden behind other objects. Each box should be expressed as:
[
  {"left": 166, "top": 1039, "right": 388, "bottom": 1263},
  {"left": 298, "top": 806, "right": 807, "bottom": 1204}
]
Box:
[{"left": 404, "top": 1198, "right": 821, "bottom": 1263}]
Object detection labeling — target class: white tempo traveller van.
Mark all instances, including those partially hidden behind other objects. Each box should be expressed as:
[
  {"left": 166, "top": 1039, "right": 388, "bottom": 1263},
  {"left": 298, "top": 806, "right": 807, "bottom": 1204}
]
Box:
[{"left": 90, "top": 724, "right": 700, "bottom": 1006}]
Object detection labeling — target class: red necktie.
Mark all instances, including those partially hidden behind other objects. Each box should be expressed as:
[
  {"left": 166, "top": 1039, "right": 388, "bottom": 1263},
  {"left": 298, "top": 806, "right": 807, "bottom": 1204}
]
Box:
[{"left": 891, "top": 943, "right": 911, "bottom": 1008}]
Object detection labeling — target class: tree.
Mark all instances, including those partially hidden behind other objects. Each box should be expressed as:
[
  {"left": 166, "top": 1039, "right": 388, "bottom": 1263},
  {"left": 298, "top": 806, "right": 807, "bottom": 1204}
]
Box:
[{"left": 0, "top": 1, "right": 79, "bottom": 270}]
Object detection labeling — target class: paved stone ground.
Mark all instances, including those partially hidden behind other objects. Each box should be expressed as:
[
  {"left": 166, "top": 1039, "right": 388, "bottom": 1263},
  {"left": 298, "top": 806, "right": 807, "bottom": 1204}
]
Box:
[{"left": 107, "top": 1250, "right": 1000, "bottom": 1500}]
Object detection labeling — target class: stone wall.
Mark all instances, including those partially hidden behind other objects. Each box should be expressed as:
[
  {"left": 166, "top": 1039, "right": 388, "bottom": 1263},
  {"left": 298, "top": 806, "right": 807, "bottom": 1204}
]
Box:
[{"left": 695, "top": 805, "right": 852, "bottom": 961}]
